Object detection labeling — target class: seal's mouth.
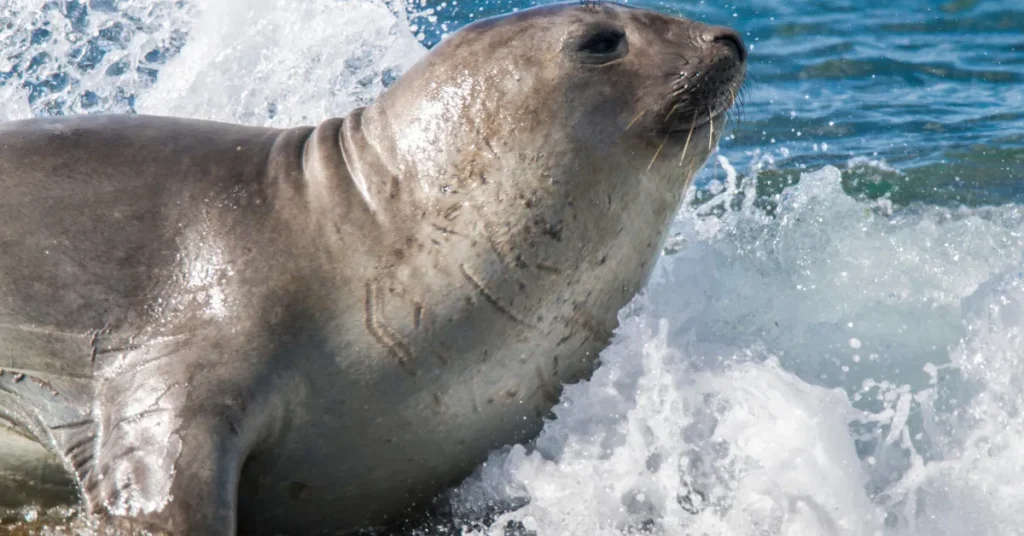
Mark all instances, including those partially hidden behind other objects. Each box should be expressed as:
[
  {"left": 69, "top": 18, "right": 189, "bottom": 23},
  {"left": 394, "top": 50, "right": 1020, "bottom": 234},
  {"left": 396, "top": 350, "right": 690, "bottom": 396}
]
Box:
[
  {"left": 659, "top": 93, "right": 739, "bottom": 139},
  {"left": 664, "top": 104, "right": 732, "bottom": 136}
]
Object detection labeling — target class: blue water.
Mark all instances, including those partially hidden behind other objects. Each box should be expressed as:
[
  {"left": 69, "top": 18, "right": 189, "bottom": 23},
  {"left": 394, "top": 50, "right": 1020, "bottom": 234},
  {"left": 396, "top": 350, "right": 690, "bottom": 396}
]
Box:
[{"left": 2, "top": 0, "right": 1024, "bottom": 534}]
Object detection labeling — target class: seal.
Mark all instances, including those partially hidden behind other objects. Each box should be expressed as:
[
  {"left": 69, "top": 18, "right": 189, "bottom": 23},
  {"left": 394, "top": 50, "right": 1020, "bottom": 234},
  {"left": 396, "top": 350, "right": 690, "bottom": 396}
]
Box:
[{"left": 0, "top": 2, "right": 745, "bottom": 534}]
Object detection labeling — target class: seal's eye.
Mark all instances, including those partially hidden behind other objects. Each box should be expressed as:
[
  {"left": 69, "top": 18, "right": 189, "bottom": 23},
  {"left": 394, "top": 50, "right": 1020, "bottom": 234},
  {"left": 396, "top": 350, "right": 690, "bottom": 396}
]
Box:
[
  {"left": 571, "top": 27, "right": 627, "bottom": 63},
  {"left": 579, "top": 30, "right": 623, "bottom": 54}
]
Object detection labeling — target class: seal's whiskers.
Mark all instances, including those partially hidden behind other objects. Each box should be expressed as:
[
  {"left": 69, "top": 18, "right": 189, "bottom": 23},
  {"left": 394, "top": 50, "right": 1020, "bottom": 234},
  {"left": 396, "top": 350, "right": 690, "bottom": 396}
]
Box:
[
  {"left": 664, "top": 103, "right": 681, "bottom": 121},
  {"left": 678, "top": 114, "right": 698, "bottom": 165},
  {"left": 626, "top": 111, "right": 646, "bottom": 131},
  {"left": 647, "top": 133, "right": 671, "bottom": 171}
]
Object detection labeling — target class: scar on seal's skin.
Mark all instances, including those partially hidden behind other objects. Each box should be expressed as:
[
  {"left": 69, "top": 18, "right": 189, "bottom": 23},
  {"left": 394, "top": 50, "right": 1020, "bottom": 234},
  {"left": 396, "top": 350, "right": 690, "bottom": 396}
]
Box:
[
  {"left": 430, "top": 222, "right": 469, "bottom": 237},
  {"left": 364, "top": 281, "right": 414, "bottom": 365},
  {"left": 442, "top": 203, "right": 463, "bottom": 221},
  {"left": 412, "top": 302, "right": 423, "bottom": 329},
  {"left": 88, "top": 321, "right": 114, "bottom": 362},
  {"left": 534, "top": 261, "right": 563, "bottom": 274},
  {"left": 63, "top": 436, "right": 92, "bottom": 459},
  {"left": 50, "top": 417, "right": 96, "bottom": 431},
  {"left": 482, "top": 220, "right": 516, "bottom": 265},
  {"left": 459, "top": 264, "right": 537, "bottom": 329}
]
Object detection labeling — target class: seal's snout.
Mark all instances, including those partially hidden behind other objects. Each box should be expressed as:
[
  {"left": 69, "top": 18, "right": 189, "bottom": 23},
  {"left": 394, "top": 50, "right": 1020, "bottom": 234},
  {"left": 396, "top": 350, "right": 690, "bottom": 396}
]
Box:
[
  {"left": 646, "top": 16, "right": 747, "bottom": 137},
  {"left": 707, "top": 26, "right": 746, "bottom": 63}
]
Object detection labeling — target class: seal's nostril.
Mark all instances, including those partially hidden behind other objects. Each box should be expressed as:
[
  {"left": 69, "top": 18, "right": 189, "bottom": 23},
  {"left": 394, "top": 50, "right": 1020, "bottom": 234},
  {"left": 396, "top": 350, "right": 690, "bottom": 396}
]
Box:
[{"left": 709, "top": 27, "right": 746, "bottom": 63}]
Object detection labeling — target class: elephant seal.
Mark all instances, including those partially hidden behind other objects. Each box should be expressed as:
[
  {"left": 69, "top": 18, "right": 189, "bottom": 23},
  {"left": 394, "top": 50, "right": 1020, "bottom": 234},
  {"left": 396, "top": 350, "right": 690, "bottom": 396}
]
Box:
[{"left": 0, "top": 2, "right": 745, "bottom": 534}]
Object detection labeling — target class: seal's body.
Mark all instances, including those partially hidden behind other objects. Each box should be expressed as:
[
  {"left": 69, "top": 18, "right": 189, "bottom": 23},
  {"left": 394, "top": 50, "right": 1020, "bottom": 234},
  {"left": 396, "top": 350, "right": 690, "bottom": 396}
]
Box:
[{"left": 0, "top": 3, "right": 745, "bottom": 534}]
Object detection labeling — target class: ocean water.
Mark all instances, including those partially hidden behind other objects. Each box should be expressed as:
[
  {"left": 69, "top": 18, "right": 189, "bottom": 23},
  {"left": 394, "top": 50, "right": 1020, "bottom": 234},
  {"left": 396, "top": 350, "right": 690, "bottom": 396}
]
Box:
[{"left": 1, "top": 0, "right": 1023, "bottom": 534}]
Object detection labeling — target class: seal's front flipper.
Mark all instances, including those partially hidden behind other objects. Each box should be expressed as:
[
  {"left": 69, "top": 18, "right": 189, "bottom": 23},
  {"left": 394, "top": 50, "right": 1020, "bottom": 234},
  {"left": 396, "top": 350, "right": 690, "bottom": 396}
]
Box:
[
  {"left": 0, "top": 328, "right": 246, "bottom": 533},
  {"left": 84, "top": 416, "right": 244, "bottom": 535},
  {"left": 74, "top": 336, "right": 263, "bottom": 535}
]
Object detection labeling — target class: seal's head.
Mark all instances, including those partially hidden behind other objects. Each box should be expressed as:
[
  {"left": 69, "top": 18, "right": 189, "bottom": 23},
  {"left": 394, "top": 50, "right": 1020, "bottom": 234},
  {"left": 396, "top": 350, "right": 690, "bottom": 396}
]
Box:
[{"left": 357, "top": 0, "right": 746, "bottom": 191}]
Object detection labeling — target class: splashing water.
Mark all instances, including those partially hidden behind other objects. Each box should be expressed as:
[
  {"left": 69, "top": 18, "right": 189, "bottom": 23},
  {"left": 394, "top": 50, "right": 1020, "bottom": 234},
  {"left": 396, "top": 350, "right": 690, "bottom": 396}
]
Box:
[
  {"left": 446, "top": 163, "right": 1024, "bottom": 536},
  {"left": 0, "top": 0, "right": 424, "bottom": 123},
  {"left": 2, "top": 0, "right": 1024, "bottom": 535},
  {"left": 133, "top": 0, "right": 424, "bottom": 124}
]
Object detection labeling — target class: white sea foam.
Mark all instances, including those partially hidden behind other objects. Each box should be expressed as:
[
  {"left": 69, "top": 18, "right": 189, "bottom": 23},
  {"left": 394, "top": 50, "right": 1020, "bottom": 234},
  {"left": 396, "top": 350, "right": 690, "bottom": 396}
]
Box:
[
  {"left": 447, "top": 164, "right": 1024, "bottom": 535},
  {"left": 3, "top": 1, "right": 1024, "bottom": 535},
  {"left": 136, "top": 0, "right": 424, "bottom": 124}
]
